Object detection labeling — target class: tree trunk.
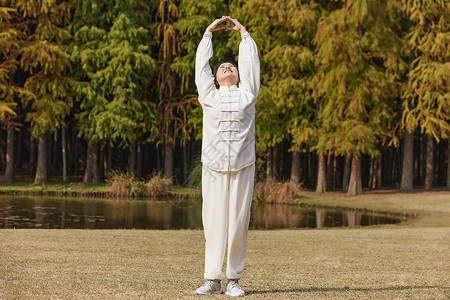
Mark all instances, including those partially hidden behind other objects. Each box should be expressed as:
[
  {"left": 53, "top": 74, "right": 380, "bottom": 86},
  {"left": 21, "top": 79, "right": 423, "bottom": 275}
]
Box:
[
  {"left": 51, "top": 134, "right": 58, "bottom": 172},
  {"left": 47, "top": 138, "right": 52, "bottom": 177},
  {"left": 342, "top": 154, "right": 351, "bottom": 192},
  {"left": 368, "top": 157, "right": 375, "bottom": 190},
  {"left": 272, "top": 145, "right": 279, "bottom": 179},
  {"left": 29, "top": 135, "right": 36, "bottom": 174},
  {"left": 61, "top": 125, "right": 68, "bottom": 182},
  {"left": 84, "top": 140, "right": 99, "bottom": 183},
  {"left": 447, "top": 140, "right": 450, "bottom": 190},
  {"left": 137, "top": 143, "right": 143, "bottom": 178},
  {"left": 376, "top": 155, "right": 382, "bottom": 188},
  {"left": 164, "top": 142, "right": 174, "bottom": 183},
  {"left": 34, "top": 132, "right": 48, "bottom": 185},
  {"left": 316, "top": 152, "right": 326, "bottom": 192},
  {"left": 73, "top": 135, "right": 78, "bottom": 176},
  {"left": 15, "top": 127, "right": 23, "bottom": 169},
  {"left": 107, "top": 146, "right": 112, "bottom": 177},
  {"left": 128, "top": 141, "right": 136, "bottom": 175},
  {"left": 290, "top": 151, "right": 301, "bottom": 184},
  {"left": 266, "top": 147, "right": 273, "bottom": 179},
  {"left": 424, "top": 134, "right": 434, "bottom": 189},
  {"left": 372, "top": 155, "right": 381, "bottom": 189},
  {"left": 164, "top": 122, "right": 174, "bottom": 183},
  {"left": 99, "top": 144, "right": 105, "bottom": 182},
  {"left": 347, "top": 155, "right": 362, "bottom": 196},
  {"left": 326, "top": 153, "right": 334, "bottom": 191},
  {"left": 368, "top": 155, "right": 380, "bottom": 190},
  {"left": 4, "top": 124, "right": 14, "bottom": 184},
  {"left": 437, "top": 141, "right": 446, "bottom": 186},
  {"left": 156, "top": 145, "right": 161, "bottom": 172},
  {"left": 400, "top": 130, "right": 414, "bottom": 191},
  {"left": 182, "top": 144, "right": 188, "bottom": 182}
]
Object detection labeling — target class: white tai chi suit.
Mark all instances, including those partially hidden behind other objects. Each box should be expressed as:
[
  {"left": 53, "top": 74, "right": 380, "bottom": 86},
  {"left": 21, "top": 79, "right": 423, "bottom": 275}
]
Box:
[{"left": 195, "top": 31, "right": 260, "bottom": 280}]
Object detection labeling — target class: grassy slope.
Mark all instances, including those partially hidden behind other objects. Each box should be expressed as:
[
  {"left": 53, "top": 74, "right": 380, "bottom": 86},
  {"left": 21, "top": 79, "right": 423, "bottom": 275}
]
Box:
[
  {"left": 298, "top": 190, "right": 450, "bottom": 227},
  {"left": 0, "top": 192, "right": 449, "bottom": 299}
]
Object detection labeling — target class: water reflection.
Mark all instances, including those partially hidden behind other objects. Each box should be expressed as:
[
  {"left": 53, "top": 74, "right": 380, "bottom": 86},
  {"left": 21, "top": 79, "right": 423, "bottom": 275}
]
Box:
[{"left": 0, "top": 196, "right": 405, "bottom": 230}]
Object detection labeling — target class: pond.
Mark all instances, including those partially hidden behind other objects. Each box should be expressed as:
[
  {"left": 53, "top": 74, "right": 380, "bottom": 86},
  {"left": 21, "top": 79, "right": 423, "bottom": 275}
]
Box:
[{"left": 0, "top": 196, "right": 407, "bottom": 230}]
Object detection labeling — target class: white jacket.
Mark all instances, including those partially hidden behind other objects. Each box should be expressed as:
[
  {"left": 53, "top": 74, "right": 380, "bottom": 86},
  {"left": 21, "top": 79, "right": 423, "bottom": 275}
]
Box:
[{"left": 195, "top": 31, "right": 260, "bottom": 172}]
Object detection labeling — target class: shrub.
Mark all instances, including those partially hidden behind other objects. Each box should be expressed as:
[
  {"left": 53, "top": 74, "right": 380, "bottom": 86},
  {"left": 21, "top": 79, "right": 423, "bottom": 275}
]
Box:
[
  {"left": 145, "top": 172, "right": 170, "bottom": 197},
  {"left": 254, "top": 179, "right": 303, "bottom": 204},
  {"left": 106, "top": 171, "right": 145, "bottom": 198}
]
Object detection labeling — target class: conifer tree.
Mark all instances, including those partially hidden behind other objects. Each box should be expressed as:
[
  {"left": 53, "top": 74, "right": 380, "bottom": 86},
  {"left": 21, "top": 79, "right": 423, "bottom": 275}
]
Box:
[
  {"left": 0, "top": 5, "right": 19, "bottom": 120},
  {"left": 173, "top": 0, "right": 228, "bottom": 179},
  {"left": 70, "top": 1, "right": 156, "bottom": 182},
  {"left": 230, "top": 0, "right": 320, "bottom": 182},
  {"left": 0, "top": 4, "right": 19, "bottom": 184},
  {"left": 402, "top": 0, "right": 450, "bottom": 190},
  {"left": 153, "top": 0, "right": 203, "bottom": 182},
  {"left": 312, "top": 0, "right": 403, "bottom": 195},
  {"left": 10, "top": 0, "right": 72, "bottom": 185}
]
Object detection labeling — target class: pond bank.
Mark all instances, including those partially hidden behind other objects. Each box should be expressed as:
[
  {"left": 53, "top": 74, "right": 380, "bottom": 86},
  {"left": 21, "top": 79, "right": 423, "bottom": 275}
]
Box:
[
  {"left": 1, "top": 183, "right": 449, "bottom": 227},
  {"left": 297, "top": 189, "right": 450, "bottom": 228},
  {"left": 0, "top": 182, "right": 201, "bottom": 200}
]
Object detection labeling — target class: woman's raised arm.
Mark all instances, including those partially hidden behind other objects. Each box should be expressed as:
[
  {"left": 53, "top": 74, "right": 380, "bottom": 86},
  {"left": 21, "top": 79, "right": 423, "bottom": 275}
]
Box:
[
  {"left": 195, "top": 17, "right": 230, "bottom": 103},
  {"left": 225, "top": 17, "right": 260, "bottom": 98}
]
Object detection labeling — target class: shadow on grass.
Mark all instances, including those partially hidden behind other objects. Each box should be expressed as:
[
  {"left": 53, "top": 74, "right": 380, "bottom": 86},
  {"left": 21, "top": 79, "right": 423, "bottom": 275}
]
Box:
[{"left": 247, "top": 285, "right": 448, "bottom": 295}]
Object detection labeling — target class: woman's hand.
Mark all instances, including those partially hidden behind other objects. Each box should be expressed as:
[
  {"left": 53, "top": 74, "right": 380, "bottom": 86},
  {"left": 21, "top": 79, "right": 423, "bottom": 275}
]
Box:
[
  {"left": 206, "top": 16, "right": 247, "bottom": 35},
  {"left": 224, "top": 17, "right": 247, "bottom": 34},
  {"left": 206, "top": 16, "right": 229, "bottom": 32}
]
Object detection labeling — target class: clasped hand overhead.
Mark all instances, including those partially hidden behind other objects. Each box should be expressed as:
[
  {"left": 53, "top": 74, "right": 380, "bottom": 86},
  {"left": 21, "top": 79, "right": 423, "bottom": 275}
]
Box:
[{"left": 206, "top": 16, "right": 247, "bottom": 35}]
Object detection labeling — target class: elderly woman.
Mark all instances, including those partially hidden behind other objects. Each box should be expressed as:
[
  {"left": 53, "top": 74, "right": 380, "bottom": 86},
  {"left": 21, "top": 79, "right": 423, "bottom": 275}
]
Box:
[{"left": 194, "top": 16, "right": 260, "bottom": 296}]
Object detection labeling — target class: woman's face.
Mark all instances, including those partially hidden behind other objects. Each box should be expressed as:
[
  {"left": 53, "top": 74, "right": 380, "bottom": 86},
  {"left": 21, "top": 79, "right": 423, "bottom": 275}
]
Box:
[{"left": 215, "top": 62, "right": 239, "bottom": 86}]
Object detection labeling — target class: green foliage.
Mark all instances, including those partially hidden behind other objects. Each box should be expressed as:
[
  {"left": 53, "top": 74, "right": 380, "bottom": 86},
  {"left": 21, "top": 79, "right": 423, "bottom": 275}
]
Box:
[
  {"left": 402, "top": 0, "right": 450, "bottom": 141},
  {"left": 72, "top": 10, "right": 156, "bottom": 147},
  {"left": 312, "top": 0, "right": 403, "bottom": 157},
  {"left": 1, "top": 0, "right": 448, "bottom": 185},
  {"left": 230, "top": 0, "right": 319, "bottom": 151},
  {"left": 185, "top": 155, "right": 202, "bottom": 188},
  {"left": 13, "top": 0, "right": 73, "bottom": 138},
  {"left": 0, "top": 5, "right": 19, "bottom": 120}
]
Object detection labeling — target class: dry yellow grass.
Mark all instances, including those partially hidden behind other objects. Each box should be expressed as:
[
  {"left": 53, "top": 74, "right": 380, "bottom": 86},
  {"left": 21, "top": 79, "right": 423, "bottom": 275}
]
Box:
[
  {"left": 254, "top": 179, "right": 303, "bottom": 203},
  {"left": 1, "top": 191, "right": 449, "bottom": 299},
  {"left": 0, "top": 228, "right": 448, "bottom": 299}
]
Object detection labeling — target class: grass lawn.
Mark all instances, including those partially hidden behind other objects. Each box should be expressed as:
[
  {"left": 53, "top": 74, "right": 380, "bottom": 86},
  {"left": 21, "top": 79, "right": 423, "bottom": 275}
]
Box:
[{"left": 1, "top": 191, "right": 449, "bottom": 299}]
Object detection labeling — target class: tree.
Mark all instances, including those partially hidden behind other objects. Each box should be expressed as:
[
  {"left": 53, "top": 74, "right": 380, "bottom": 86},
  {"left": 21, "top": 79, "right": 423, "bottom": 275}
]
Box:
[
  {"left": 229, "top": 0, "right": 319, "bottom": 183},
  {"left": 312, "top": 0, "right": 403, "bottom": 195},
  {"left": 402, "top": 0, "right": 450, "bottom": 190},
  {"left": 71, "top": 8, "right": 156, "bottom": 182},
  {"left": 0, "top": 5, "right": 19, "bottom": 184},
  {"left": 11, "top": 0, "right": 72, "bottom": 185},
  {"left": 153, "top": 0, "right": 214, "bottom": 183}
]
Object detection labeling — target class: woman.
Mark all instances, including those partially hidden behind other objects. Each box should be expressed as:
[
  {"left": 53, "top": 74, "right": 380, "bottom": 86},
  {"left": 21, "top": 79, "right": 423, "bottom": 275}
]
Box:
[{"left": 194, "top": 16, "right": 260, "bottom": 296}]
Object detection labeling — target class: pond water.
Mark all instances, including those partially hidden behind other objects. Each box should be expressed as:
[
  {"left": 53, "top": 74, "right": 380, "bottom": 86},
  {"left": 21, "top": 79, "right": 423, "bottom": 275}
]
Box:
[{"left": 0, "top": 196, "right": 406, "bottom": 230}]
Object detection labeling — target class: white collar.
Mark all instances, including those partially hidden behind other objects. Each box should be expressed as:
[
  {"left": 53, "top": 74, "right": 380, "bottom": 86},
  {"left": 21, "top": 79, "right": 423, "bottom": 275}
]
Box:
[{"left": 219, "top": 85, "right": 238, "bottom": 91}]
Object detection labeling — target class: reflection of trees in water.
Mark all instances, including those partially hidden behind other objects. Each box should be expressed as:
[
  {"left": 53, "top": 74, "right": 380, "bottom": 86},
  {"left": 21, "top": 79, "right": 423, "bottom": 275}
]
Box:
[
  {"left": 186, "top": 203, "right": 202, "bottom": 229},
  {"left": 0, "top": 197, "right": 403, "bottom": 229},
  {"left": 315, "top": 208, "right": 326, "bottom": 228},
  {"left": 345, "top": 211, "right": 361, "bottom": 227},
  {"left": 251, "top": 204, "right": 312, "bottom": 229}
]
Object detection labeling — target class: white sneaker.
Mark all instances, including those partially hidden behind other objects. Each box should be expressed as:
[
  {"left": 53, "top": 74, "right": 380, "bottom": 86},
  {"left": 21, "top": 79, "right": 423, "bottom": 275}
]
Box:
[
  {"left": 195, "top": 280, "right": 222, "bottom": 295},
  {"left": 225, "top": 280, "right": 245, "bottom": 297}
]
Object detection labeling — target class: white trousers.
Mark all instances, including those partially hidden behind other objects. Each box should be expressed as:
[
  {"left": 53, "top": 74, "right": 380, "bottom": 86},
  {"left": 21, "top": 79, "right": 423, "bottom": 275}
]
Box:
[{"left": 202, "top": 163, "right": 255, "bottom": 280}]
